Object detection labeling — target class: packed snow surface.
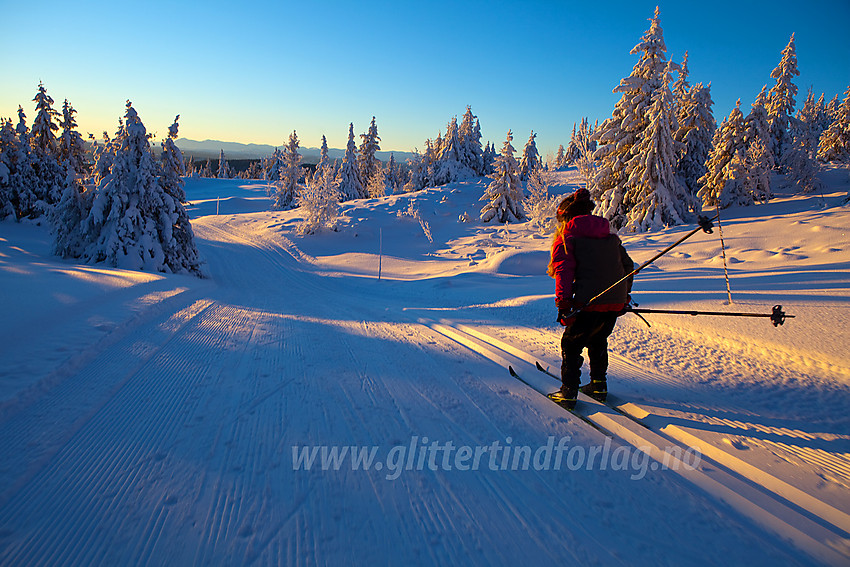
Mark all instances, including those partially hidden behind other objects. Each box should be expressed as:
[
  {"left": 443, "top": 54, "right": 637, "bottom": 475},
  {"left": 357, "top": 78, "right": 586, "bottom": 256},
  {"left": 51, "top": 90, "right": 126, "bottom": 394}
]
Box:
[{"left": 1, "top": 168, "right": 849, "bottom": 565}]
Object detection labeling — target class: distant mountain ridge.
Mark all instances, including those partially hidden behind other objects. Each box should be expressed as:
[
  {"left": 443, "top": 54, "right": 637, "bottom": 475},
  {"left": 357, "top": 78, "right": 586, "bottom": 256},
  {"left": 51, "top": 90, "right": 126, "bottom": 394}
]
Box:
[{"left": 175, "top": 138, "right": 415, "bottom": 164}]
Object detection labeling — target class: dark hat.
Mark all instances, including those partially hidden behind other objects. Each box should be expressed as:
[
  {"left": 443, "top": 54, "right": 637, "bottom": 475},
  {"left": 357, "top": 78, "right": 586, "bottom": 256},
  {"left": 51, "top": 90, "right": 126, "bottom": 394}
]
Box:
[{"left": 557, "top": 188, "right": 594, "bottom": 221}]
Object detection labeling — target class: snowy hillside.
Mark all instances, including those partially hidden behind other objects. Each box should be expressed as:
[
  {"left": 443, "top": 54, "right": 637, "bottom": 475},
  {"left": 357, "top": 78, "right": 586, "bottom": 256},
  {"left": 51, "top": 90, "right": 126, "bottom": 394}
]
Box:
[{"left": 1, "top": 167, "right": 849, "bottom": 565}]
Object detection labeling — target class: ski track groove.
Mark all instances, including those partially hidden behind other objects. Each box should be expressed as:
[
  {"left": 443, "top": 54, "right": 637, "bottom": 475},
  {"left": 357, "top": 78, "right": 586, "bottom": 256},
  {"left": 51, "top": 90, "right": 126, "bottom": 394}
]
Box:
[{"left": 0, "top": 300, "right": 275, "bottom": 566}]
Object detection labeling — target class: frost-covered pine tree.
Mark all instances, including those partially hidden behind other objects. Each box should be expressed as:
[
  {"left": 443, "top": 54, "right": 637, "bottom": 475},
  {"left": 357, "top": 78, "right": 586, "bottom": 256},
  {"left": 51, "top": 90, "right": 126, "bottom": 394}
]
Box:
[
  {"left": 817, "top": 85, "right": 850, "bottom": 162},
  {"left": 358, "top": 116, "right": 381, "bottom": 189},
  {"left": 81, "top": 102, "right": 204, "bottom": 276},
  {"left": 337, "top": 123, "right": 364, "bottom": 200},
  {"left": 592, "top": 6, "right": 678, "bottom": 228},
  {"left": 480, "top": 130, "right": 524, "bottom": 223},
  {"left": 436, "top": 116, "right": 475, "bottom": 184},
  {"left": 766, "top": 33, "right": 799, "bottom": 168},
  {"left": 519, "top": 130, "right": 541, "bottom": 181},
  {"left": 217, "top": 149, "right": 231, "bottom": 179},
  {"left": 0, "top": 115, "right": 37, "bottom": 219},
  {"left": 676, "top": 82, "right": 716, "bottom": 197},
  {"left": 297, "top": 162, "right": 339, "bottom": 235},
  {"left": 623, "top": 62, "right": 693, "bottom": 231},
  {"left": 274, "top": 131, "right": 301, "bottom": 209},
  {"left": 699, "top": 100, "right": 751, "bottom": 208}
]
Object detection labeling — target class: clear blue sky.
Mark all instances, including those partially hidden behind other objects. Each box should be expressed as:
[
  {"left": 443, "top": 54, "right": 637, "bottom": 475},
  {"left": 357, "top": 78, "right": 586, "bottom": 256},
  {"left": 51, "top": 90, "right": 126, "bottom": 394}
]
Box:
[{"left": 2, "top": 0, "right": 848, "bottom": 157}]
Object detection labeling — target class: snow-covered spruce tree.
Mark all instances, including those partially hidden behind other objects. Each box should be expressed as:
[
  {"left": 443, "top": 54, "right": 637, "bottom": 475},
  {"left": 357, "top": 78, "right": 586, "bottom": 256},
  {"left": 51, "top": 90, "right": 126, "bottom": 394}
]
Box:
[
  {"left": 698, "top": 100, "right": 750, "bottom": 208},
  {"left": 160, "top": 116, "right": 186, "bottom": 202},
  {"left": 782, "top": 136, "right": 824, "bottom": 194},
  {"left": 676, "top": 82, "right": 716, "bottom": 198},
  {"left": 0, "top": 115, "right": 38, "bottom": 219},
  {"left": 743, "top": 86, "right": 775, "bottom": 170},
  {"left": 30, "top": 83, "right": 66, "bottom": 214},
  {"left": 766, "top": 33, "right": 799, "bottom": 168},
  {"left": 58, "top": 99, "right": 88, "bottom": 180},
  {"left": 436, "top": 116, "right": 476, "bottom": 184},
  {"left": 623, "top": 62, "right": 694, "bottom": 231},
  {"left": 671, "top": 51, "right": 690, "bottom": 122},
  {"left": 817, "top": 85, "right": 850, "bottom": 163},
  {"left": 216, "top": 149, "right": 231, "bottom": 179},
  {"left": 358, "top": 116, "right": 381, "bottom": 189},
  {"left": 337, "top": 123, "right": 364, "bottom": 200},
  {"left": 296, "top": 162, "right": 339, "bottom": 235},
  {"left": 554, "top": 144, "right": 566, "bottom": 169},
  {"left": 0, "top": 120, "right": 17, "bottom": 218},
  {"left": 592, "top": 6, "right": 677, "bottom": 228},
  {"left": 316, "top": 134, "right": 330, "bottom": 176},
  {"left": 273, "top": 131, "right": 301, "bottom": 209},
  {"left": 519, "top": 130, "right": 541, "bottom": 181},
  {"left": 458, "top": 106, "right": 484, "bottom": 175},
  {"left": 524, "top": 166, "right": 556, "bottom": 233},
  {"left": 482, "top": 142, "right": 496, "bottom": 175},
  {"left": 480, "top": 130, "right": 524, "bottom": 223},
  {"left": 81, "top": 102, "right": 204, "bottom": 276}
]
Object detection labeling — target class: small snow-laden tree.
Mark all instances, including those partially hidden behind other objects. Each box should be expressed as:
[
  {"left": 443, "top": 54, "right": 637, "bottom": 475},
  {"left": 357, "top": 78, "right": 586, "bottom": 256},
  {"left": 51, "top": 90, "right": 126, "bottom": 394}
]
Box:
[
  {"left": 482, "top": 142, "right": 496, "bottom": 174},
  {"left": 58, "top": 99, "right": 88, "bottom": 180},
  {"left": 766, "top": 33, "right": 800, "bottom": 167},
  {"left": 623, "top": 63, "right": 693, "bottom": 231},
  {"left": 82, "top": 102, "right": 204, "bottom": 276},
  {"left": 365, "top": 161, "right": 388, "bottom": 198},
  {"left": 296, "top": 163, "right": 339, "bottom": 235},
  {"left": 746, "top": 136, "right": 773, "bottom": 202},
  {"left": 519, "top": 130, "right": 541, "bottom": 181},
  {"left": 817, "top": 85, "right": 850, "bottom": 163},
  {"left": 574, "top": 118, "right": 598, "bottom": 192},
  {"left": 782, "top": 135, "right": 824, "bottom": 194},
  {"left": 796, "top": 88, "right": 828, "bottom": 158},
  {"left": 316, "top": 134, "right": 331, "bottom": 176},
  {"left": 160, "top": 116, "right": 186, "bottom": 202},
  {"left": 480, "top": 130, "right": 524, "bottom": 223},
  {"left": 384, "top": 153, "right": 404, "bottom": 195},
  {"left": 272, "top": 130, "right": 302, "bottom": 210},
  {"left": 337, "top": 123, "right": 364, "bottom": 200},
  {"left": 827, "top": 93, "right": 841, "bottom": 123},
  {"left": 51, "top": 180, "right": 92, "bottom": 259},
  {"left": 554, "top": 144, "right": 566, "bottom": 169},
  {"left": 524, "top": 167, "right": 557, "bottom": 233},
  {"left": 676, "top": 82, "right": 716, "bottom": 198},
  {"left": 358, "top": 116, "right": 381, "bottom": 188},
  {"left": 216, "top": 149, "right": 231, "bottom": 179},
  {"left": 699, "top": 101, "right": 748, "bottom": 208}
]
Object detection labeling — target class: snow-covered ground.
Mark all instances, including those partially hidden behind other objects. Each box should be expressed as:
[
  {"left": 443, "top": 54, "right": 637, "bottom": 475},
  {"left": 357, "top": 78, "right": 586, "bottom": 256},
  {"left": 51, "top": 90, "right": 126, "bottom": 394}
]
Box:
[{"left": 1, "top": 168, "right": 849, "bottom": 565}]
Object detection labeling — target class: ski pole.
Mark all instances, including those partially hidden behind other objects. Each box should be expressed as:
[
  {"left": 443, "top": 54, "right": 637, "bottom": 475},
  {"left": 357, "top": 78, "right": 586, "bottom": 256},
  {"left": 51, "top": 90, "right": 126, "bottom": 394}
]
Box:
[
  {"left": 562, "top": 214, "right": 718, "bottom": 319},
  {"left": 626, "top": 304, "right": 793, "bottom": 327}
]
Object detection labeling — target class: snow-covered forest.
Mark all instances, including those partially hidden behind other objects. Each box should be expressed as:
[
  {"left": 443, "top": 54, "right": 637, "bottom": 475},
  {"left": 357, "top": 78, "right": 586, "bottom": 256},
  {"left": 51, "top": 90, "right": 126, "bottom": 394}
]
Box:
[{"left": 2, "top": 5, "right": 850, "bottom": 566}]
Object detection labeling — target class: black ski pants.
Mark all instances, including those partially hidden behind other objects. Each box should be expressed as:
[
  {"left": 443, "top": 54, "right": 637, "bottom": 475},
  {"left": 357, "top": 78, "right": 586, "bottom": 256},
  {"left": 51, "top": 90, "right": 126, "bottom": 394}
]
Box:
[{"left": 560, "top": 311, "right": 619, "bottom": 389}]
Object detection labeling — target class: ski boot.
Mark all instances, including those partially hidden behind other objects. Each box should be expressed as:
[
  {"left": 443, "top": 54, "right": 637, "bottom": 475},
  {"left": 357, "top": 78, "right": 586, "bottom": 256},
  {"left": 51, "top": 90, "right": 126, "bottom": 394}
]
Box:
[
  {"left": 580, "top": 379, "right": 607, "bottom": 402},
  {"left": 548, "top": 386, "right": 578, "bottom": 410}
]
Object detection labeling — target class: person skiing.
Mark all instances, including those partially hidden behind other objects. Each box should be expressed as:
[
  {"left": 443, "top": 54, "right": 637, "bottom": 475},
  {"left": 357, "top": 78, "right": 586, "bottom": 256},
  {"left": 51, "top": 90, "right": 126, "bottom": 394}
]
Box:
[{"left": 547, "top": 188, "right": 634, "bottom": 408}]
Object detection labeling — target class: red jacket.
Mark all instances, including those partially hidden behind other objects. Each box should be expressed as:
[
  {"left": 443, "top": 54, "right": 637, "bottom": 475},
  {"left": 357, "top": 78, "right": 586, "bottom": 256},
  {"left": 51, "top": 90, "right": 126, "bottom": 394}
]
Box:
[{"left": 549, "top": 215, "right": 634, "bottom": 313}]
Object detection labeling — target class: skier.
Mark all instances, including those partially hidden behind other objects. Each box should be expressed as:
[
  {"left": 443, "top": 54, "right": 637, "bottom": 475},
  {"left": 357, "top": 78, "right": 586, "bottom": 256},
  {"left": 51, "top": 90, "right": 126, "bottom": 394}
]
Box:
[{"left": 547, "top": 188, "right": 634, "bottom": 408}]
